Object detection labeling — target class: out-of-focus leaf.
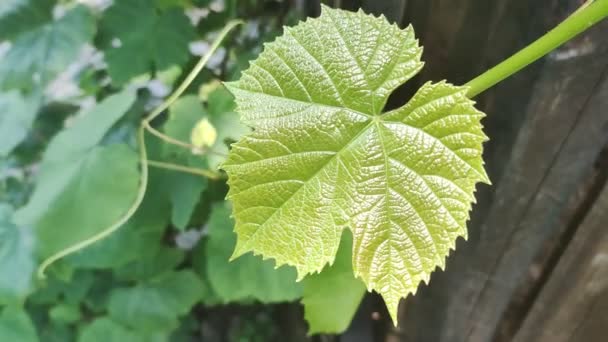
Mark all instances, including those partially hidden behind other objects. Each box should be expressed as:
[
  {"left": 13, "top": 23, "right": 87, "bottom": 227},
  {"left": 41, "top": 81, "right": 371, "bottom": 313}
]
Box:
[
  {"left": 0, "top": 5, "right": 95, "bottom": 91},
  {"left": 15, "top": 91, "right": 139, "bottom": 260},
  {"left": 204, "top": 202, "right": 302, "bottom": 303},
  {"left": 302, "top": 233, "right": 366, "bottom": 334},
  {"left": 114, "top": 247, "right": 184, "bottom": 281},
  {"left": 107, "top": 270, "right": 204, "bottom": 332},
  {"left": 78, "top": 318, "right": 168, "bottom": 342},
  {"left": 0, "top": 308, "right": 38, "bottom": 342},
  {"left": 49, "top": 303, "right": 81, "bottom": 324},
  {"left": 163, "top": 96, "right": 209, "bottom": 230},
  {"left": 0, "top": 204, "right": 35, "bottom": 305},
  {"left": 67, "top": 169, "right": 172, "bottom": 270},
  {"left": 0, "top": 91, "right": 40, "bottom": 156},
  {"left": 206, "top": 87, "right": 250, "bottom": 169},
  {"left": 0, "top": 0, "right": 54, "bottom": 40},
  {"left": 99, "top": 0, "right": 196, "bottom": 85}
]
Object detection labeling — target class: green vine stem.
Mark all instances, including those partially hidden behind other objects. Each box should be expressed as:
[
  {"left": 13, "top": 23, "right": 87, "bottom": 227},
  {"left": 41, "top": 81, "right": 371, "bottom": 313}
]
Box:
[
  {"left": 465, "top": 0, "right": 608, "bottom": 98},
  {"left": 147, "top": 160, "right": 223, "bottom": 180},
  {"left": 37, "top": 20, "right": 243, "bottom": 278}
]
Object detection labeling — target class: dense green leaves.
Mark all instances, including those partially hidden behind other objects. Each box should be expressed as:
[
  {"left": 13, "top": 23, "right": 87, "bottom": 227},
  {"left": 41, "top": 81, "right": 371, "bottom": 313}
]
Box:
[
  {"left": 203, "top": 203, "right": 302, "bottom": 303},
  {"left": 107, "top": 271, "right": 204, "bottom": 332},
  {"left": 0, "top": 0, "right": 53, "bottom": 40},
  {"left": 0, "top": 5, "right": 95, "bottom": 91},
  {"left": 100, "top": 0, "right": 196, "bottom": 85},
  {"left": 0, "top": 204, "right": 35, "bottom": 304},
  {"left": 223, "top": 5, "right": 489, "bottom": 322},
  {"left": 0, "top": 308, "right": 38, "bottom": 342},
  {"left": 15, "top": 91, "right": 139, "bottom": 260}
]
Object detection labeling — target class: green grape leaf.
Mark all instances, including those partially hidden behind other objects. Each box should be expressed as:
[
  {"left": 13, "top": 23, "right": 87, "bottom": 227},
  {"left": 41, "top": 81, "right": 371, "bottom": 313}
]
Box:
[
  {"left": 162, "top": 96, "right": 209, "bottom": 230},
  {"left": 107, "top": 270, "right": 204, "bottom": 332},
  {"left": 0, "top": 5, "right": 95, "bottom": 91},
  {"left": 203, "top": 202, "right": 302, "bottom": 303},
  {"left": 0, "top": 91, "right": 40, "bottom": 156},
  {"left": 302, "top": 233, "right": 366, "bottom": 334},
  {"left": 222, "top": 6, "right": 489, "bottom": 323},
  {"left": 15, "top": 91, "right": 139, "bottom": 261},
  {"left": 0, "top": 0, "right": 54, "bottom": 40},
  {"left": 0, "top": 308, "right": 38, "bottom": 342},
  {"left": 99, "top": 0, "right": 196, "bottom": 86},
  {"left": 0, "top": 204, "right": 36, "bottom": 305}
]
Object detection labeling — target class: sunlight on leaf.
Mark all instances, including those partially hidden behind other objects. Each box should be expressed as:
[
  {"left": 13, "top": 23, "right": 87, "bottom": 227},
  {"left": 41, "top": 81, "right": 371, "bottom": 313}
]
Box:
[{"left": 223, "top": 5, "right": 489, "bottom": 323}]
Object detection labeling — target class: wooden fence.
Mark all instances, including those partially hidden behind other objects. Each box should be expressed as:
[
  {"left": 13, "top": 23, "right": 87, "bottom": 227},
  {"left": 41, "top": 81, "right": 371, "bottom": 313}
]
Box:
[{"left": 301, "top": 1, "right": 608, "bottom": 341}]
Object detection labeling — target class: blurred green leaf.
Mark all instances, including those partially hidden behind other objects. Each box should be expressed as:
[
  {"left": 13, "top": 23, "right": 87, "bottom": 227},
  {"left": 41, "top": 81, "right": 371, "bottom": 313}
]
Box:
[
  {"left": 0, "top": 204, "right": 35, "bottom": 305},
  {"left": 115, "top": 247, "right": 184, "bottom": 281},
  {"left": 163, "top": 96, "right": 209, "bottom": 230},
  {"left": 0, "top": 5, "right": 95, "bottom": 91},
  {"left": 107, "top": 270, "right": 204, "bottom": 332},
  {"left": 302, "top": 233, "right": 366, "bottom": 334},
  {"left": 0, "top": 0, "right": 54, "bottom": 40},
  {"left": 78, "top": 318, "right": 169, "bottom": 342},
  {"left": 15, "top": 91, "right": 139, "bottom": 260},
  {"left": 0, "top": 308, "right": 38, "bottom": 342},
  {"left": 49, "top": 303, "right": 81, "bottom": 324},
  {"left": 206, "top": 87, "right": 250, "bottom": 169},
  {"left": 99, "top": 0, "right": 196, "bottom": 85},
  {"left": 203, "top": 202, "right": 302, "bottom": 303},
  {"left": 0, "top": 91, "right": 40, "bottom": 156}
]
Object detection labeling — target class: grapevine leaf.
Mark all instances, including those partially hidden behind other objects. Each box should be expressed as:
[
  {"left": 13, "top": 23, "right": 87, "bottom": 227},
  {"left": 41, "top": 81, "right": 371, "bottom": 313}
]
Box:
[
  {"left": 0, "top": 308, "right": 38, "bottom": 342},
  {"left": 0, "top": 0, "right": 54, "bottom": 40},
  {"left": 107, "top": 270, "right": 204, "bottom": 332},
  {"left": 203, "top": 203, "right": 302, "bottom": 303},
  {"left": 163, "top": 96, "right": 209, "bottom": 230},
  {"left": 223, "top": 6, "right": 489, "bottom": 323},
  {"left": 99, "top": 0, "right": 196, "bottom": 86},
  {"left": 0, "top": 204, "right": 36, "bottom": 305},
  {"left": 15, "top": 91, "right": 139, "bottom": 261},
  {"left": 302, "top": 233, "right": 366, "bottom": 334},
  {"left": 0, "top": 5, "right": 95, "bottom": 91},
  {"left": 0, "top": 91, "right": 40, "bottom": 156}
]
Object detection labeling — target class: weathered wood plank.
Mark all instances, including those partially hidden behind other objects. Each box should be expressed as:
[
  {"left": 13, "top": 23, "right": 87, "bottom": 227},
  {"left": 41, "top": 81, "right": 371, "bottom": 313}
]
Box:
[
  {"left": 513, "top": 181, "right": 608, "bottom": 342},
  {"left": 397, "top": 13, "right": 608, "bottom": 342}
]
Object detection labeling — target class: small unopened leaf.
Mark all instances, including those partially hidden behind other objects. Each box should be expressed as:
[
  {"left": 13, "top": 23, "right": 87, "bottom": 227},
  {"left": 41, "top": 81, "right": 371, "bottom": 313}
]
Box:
[
  {"left": 191, "top": 118, "right": 217, "bottom": 149},
  {"left": 223, "top": 6, "right": 489, "bottom": 323}
]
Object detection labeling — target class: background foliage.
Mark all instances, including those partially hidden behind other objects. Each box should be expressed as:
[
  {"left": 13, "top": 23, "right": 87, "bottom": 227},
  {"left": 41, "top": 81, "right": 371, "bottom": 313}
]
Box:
[{"left": 0, "top": 0, "right": 367, "bottom": 340}]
